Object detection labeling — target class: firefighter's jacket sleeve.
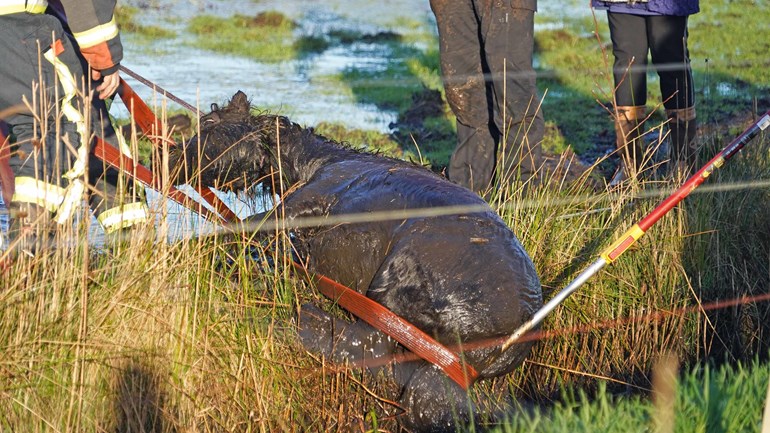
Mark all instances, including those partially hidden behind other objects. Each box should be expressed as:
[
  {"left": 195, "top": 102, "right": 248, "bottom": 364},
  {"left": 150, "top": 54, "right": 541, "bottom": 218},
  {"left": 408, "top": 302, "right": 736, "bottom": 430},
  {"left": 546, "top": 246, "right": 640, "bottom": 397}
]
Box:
[{"left": 59, "top": 0, "right": 122, "bottom": 74}]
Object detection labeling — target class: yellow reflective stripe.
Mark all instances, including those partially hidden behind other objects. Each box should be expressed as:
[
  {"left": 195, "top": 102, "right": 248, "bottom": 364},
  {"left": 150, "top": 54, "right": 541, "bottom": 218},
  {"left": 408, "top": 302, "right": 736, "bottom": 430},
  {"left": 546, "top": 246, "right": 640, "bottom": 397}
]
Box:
[
  {"left": 600, "top": 224, "right": 645, "bottom": 264},
  {"left": 97, "top": 202, "right": 150, "bottom": 234},
  {"left": 0, "top": 0, "right": 48, "bottom": 15},
  {"left": 43, "top": 48, "right": 89, "bottom": 180},
  {"left": 12, "top": 176, "right": 66, "bottom": 213},
  {"left": 72, "top": 16, "right": 119, "bottom": 49},
  {"left": 54, "top": 179, "right": 85, "bottom": 225}
]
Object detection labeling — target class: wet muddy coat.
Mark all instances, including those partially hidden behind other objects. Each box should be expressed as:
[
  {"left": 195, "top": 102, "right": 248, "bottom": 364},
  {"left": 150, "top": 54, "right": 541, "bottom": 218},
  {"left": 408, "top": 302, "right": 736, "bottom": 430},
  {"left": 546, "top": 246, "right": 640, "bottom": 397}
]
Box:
[{"left": 174, "top": 92, "right": 543, "bottom": 432}]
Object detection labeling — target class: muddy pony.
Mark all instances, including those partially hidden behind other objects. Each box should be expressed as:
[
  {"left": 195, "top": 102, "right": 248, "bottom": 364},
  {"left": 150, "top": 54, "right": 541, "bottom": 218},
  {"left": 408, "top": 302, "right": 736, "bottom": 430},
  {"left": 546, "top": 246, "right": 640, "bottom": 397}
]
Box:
[{"left": 171, "top": 91, "right": 542, "bottom": 432}]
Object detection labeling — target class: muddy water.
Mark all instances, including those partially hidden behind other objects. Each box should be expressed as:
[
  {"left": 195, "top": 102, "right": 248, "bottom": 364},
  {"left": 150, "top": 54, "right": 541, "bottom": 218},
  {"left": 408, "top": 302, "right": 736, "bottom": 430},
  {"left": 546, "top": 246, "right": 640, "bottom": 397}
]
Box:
[
  {"left": 115, "top": 0, "right": 590, "bottom": 132},
  {"left": 115, "top": 0, "right": 440, "bottom": 132}
]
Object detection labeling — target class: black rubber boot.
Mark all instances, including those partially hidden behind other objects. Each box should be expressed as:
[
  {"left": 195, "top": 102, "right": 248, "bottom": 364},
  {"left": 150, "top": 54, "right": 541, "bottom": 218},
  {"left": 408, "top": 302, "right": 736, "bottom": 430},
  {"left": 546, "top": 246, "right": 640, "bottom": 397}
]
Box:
[{"left": 666, "top": 107, "right": 698, "bottom": 173}]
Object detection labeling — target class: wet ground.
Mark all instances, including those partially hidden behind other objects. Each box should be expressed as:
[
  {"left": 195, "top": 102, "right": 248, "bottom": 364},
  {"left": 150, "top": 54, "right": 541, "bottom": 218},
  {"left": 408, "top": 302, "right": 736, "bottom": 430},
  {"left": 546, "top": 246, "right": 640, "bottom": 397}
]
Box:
[
  {"left": 116, "top": 0, "right": 436, "bottom": 131},
  {"left": 1, "top": 0, "right": 593, "bottom": 245},
  {"left": 115, "top": 0, "right": 589, "bottom": 132}
]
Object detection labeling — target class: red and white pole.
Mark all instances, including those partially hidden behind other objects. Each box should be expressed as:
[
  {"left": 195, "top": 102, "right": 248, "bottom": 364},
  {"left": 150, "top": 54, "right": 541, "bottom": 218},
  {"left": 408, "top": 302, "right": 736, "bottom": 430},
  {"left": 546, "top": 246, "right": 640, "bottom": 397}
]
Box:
[{"left": 501, "top": 111, "right": 770, "bottom": 352}]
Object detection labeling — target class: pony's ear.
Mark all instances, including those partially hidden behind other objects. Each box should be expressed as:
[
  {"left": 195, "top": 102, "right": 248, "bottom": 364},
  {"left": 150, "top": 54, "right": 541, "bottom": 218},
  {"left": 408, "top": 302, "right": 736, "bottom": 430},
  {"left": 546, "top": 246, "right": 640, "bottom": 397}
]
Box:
[{"left": 229, "top": 91, "right": 250, "bottom": 113}]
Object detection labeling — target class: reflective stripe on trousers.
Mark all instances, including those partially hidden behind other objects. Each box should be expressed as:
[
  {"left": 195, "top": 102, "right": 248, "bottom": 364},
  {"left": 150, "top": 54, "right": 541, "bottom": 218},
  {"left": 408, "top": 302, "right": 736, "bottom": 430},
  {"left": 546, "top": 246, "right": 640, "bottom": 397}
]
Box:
[
  {"left": 15, "top": 42, "right": 149, "bottom": 231},
  {"left": 97, "top": 202, "right": 150, "bottom": 234}
]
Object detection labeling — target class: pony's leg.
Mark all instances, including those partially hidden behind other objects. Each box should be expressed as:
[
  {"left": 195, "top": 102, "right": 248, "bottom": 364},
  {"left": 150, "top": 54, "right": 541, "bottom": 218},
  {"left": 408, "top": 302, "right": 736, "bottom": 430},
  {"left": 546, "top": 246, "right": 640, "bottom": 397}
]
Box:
[
  {"left": 396, "top": 363, "right": 474, "bottom": 433},
  {"left": 298, "top": 304, "right": 399, "bottom": 372},
  {"left": 300, "top": 304, "right": 478, "bottom": 431}
]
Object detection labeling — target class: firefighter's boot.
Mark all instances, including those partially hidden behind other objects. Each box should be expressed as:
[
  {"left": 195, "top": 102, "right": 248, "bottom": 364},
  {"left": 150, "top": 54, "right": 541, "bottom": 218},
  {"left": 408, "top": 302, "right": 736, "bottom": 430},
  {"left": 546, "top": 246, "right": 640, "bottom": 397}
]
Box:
[{"left": 666, "top": 107, "right": 697, "bottom": 174}]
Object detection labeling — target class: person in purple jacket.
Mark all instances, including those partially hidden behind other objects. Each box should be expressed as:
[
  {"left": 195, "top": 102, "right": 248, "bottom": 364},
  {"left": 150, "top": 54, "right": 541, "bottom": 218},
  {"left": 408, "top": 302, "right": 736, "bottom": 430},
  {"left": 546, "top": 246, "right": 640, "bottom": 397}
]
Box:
[{"left": 592, "top": 0, "right": 700, "bottom": 181}]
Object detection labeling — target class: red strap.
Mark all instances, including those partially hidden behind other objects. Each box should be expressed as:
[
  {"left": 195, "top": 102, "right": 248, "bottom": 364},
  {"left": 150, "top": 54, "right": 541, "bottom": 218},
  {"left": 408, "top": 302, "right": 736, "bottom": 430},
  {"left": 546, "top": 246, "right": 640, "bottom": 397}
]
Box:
[
  {"left": 117, "top": 78, "right": 238, "bottom": 221},
  {"left": 291, "top": 261, "right": 479, "bottom": 389},
  {"left": 117, "top": 80, "right": 163, "bottom": 141}
]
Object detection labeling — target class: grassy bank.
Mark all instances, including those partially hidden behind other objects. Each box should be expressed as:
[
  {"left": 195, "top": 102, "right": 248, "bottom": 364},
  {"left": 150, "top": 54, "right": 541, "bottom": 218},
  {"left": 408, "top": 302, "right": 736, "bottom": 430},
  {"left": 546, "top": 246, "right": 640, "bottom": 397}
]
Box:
[
  {"left": 186, "top": 12, "right": 313, "bottom": 63},
  {"left": 2, "top": 118, "right": 768, "bottom": 431},
  {"left": 488, "top": 356, "right": 768, "bottom": 433}
]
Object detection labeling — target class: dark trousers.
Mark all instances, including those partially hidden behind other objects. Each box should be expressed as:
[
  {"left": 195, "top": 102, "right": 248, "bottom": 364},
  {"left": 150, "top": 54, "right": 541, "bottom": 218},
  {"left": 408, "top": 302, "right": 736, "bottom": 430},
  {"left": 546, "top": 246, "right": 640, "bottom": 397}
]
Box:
[
  {"left": 608, "top": 12, "right": 695, "bottom": 110},
  {"left": 430, "top": 0, "right": 544, "bottom": 193},
  {"left": 0, "top": 12, "right": 141, "bottom": 221}
]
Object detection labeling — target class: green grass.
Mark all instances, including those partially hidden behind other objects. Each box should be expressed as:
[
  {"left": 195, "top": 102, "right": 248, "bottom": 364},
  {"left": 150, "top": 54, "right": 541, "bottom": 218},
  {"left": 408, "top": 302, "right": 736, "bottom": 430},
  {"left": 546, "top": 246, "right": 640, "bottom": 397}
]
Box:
[
  {"left": 339, "top": 43, "right": 441, "bottom": 112},
  {"left": 487, "top": 357, "right": 768, "bottom": 433},
  {"left": 115, "top": 6, "right": 175, "bottom": 42},
  {"left": 689, "top": 0, "right": 770, "bottom": 87},
  {"left": 187, "top": 12, "right": 302, "bottom": 62}
]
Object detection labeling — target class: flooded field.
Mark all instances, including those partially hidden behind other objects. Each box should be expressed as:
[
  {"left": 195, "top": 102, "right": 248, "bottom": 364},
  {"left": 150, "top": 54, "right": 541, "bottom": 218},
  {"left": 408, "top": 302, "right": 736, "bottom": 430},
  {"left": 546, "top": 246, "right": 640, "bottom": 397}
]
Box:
[
  {"left": 116, "top": 0, "right": 590, "bottom": 131},
  {"left": 116, "top": 0, "right": 434, "bottom": 131}
]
